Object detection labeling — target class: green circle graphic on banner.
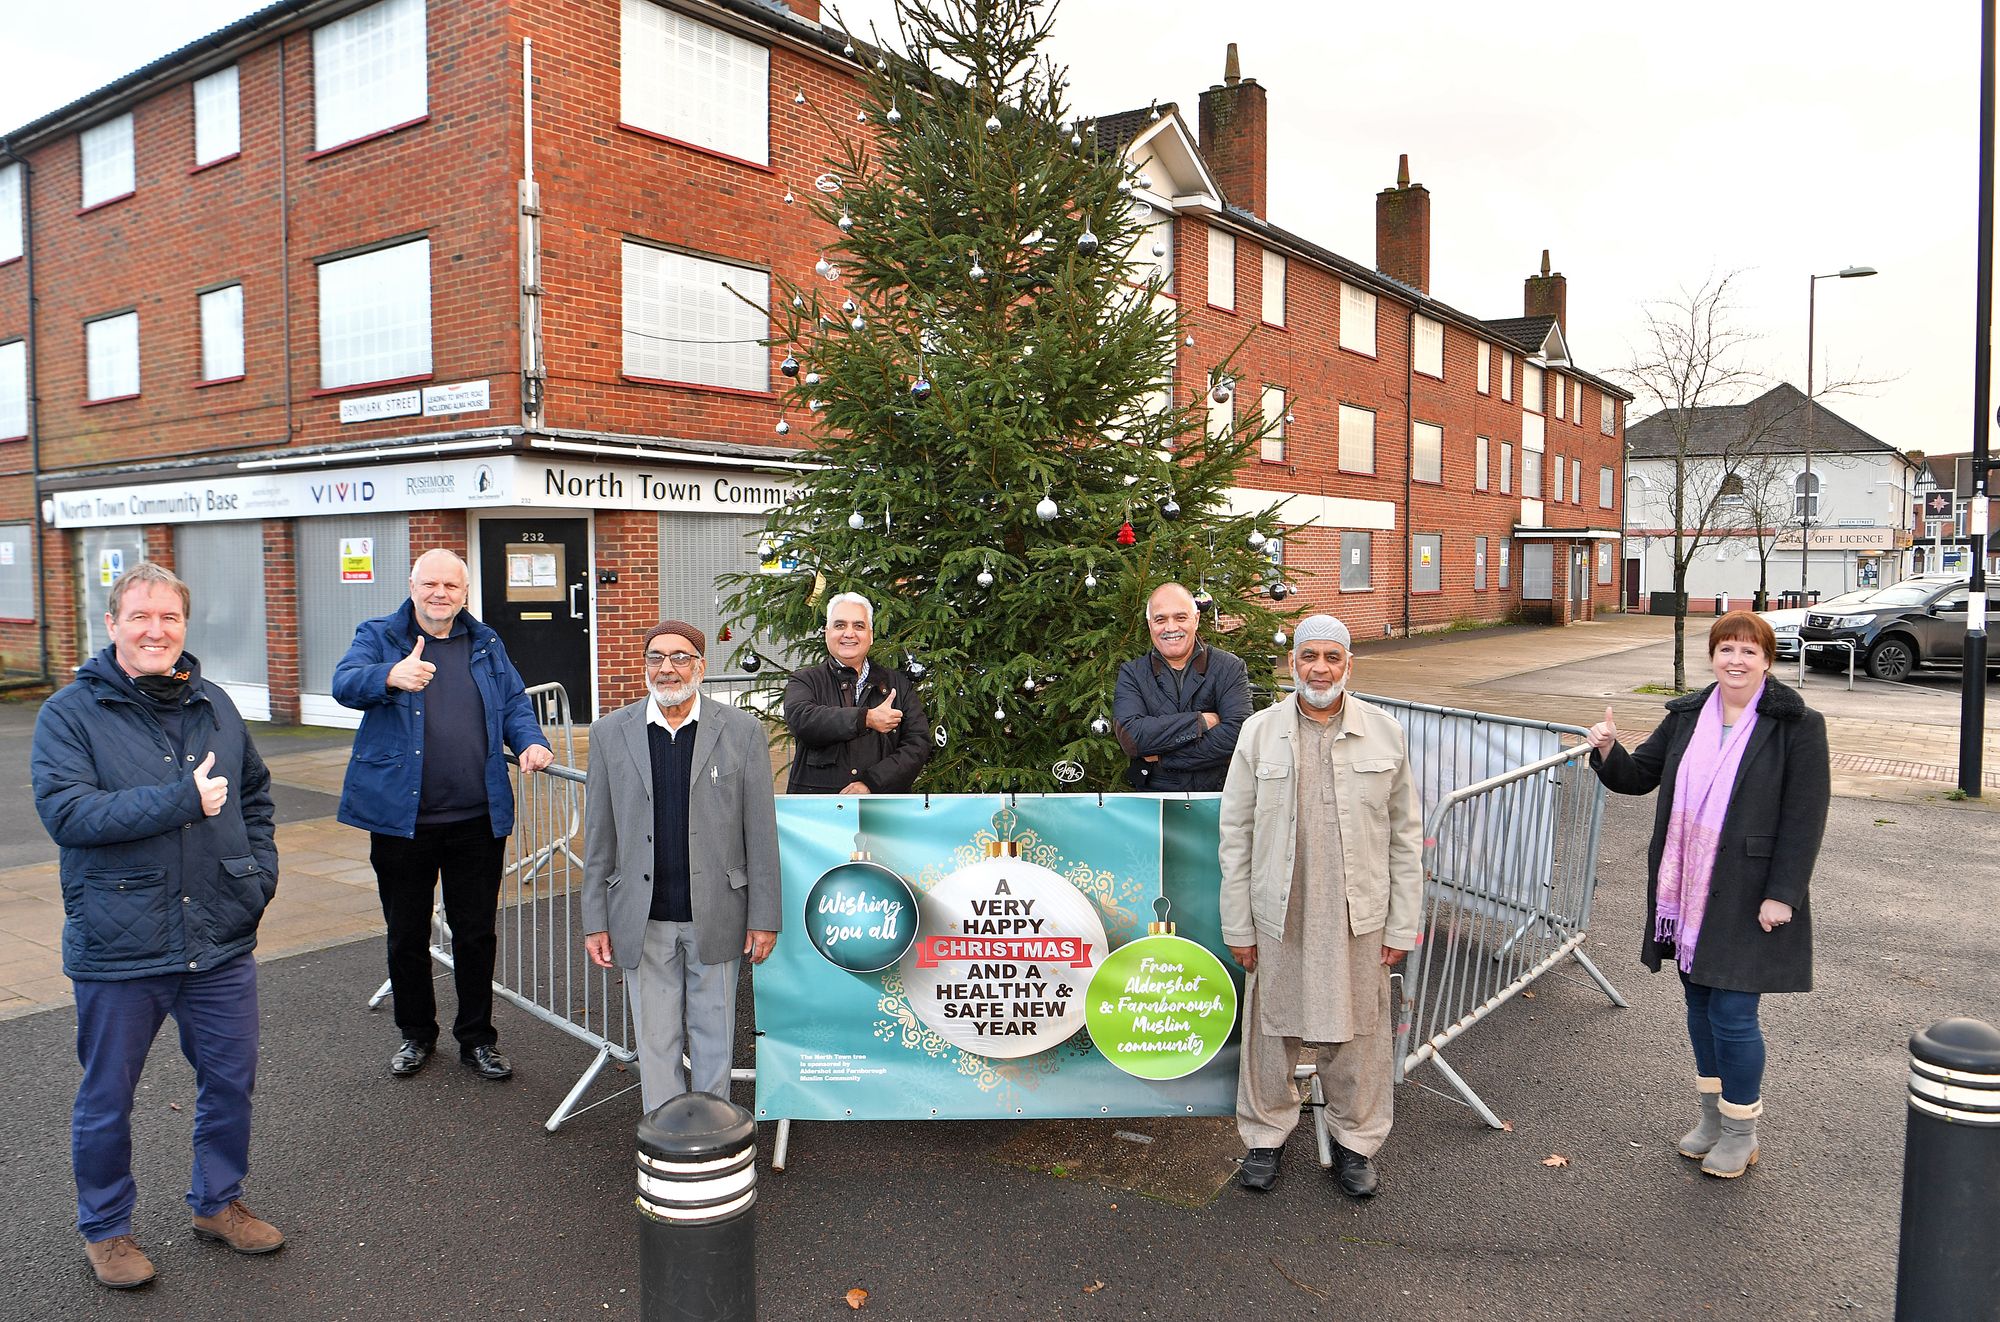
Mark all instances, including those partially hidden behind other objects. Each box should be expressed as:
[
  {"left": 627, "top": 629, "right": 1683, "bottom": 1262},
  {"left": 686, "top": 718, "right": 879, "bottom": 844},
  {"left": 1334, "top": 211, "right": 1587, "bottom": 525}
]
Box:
[
  {"left": 804, "top": 861, "right": 919, "bottom": 973},
  {"left": 1085, "top": 934, "right": 1238, "bottom": 1081}
]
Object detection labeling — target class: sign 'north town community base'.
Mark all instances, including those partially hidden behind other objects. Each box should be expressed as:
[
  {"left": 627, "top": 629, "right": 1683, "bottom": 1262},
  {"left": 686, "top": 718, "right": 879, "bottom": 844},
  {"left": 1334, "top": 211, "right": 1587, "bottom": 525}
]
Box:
[
  {"left": 758, "top": 795, "right": 1242, "bottom": 1122},
  {"left": 46, "top": 456, "right": 802, "bottom": 529}
]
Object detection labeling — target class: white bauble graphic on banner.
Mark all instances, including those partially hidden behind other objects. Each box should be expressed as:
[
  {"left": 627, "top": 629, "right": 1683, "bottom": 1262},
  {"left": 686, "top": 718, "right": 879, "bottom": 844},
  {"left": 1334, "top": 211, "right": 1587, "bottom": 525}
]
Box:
[{"left": 900, "top": 848, "right": 1106, "bottom": 1060}]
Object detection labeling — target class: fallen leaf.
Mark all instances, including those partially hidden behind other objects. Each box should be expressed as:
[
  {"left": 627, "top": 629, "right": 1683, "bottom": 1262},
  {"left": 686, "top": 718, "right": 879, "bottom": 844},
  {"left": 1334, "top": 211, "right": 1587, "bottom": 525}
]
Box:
[
  {"left": 846, "top": 1287, "right": 869, "bottom": 1310},
  {"left": 1500, "top": 1119, "right": 1515, "bottom": 1132},
  {"left": 1521, "top": 990, "right": 1535, "bottom": 999},
  {"left": 1542, "top": 1153, "right": 1570, "bottom": 1168},
  {"left": 168, "top": 1102, "right": 182, "bottom": 1112},
  {"left": 1082, "top": 1281, "right": 1105, "bottom": 1294}
]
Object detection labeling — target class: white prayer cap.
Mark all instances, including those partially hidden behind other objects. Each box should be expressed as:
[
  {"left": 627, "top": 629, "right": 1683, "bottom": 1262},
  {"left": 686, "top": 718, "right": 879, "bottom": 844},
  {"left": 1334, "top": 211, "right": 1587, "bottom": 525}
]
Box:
[{"left": 1291, "top": 614, "right": 1351, "bottom": 654}]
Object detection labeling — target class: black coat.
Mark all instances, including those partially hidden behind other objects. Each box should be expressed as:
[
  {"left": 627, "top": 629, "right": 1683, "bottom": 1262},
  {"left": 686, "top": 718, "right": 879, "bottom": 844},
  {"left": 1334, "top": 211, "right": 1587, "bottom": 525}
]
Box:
[
  {"left": 1590, "top": 678, "right": 1828, "bottom": 994},
  {"left": 1110, "top": 643, "right": 1253, "bottom": 792},
  {"left": 782, "top": 658, "right": 931, "bottom": 794}
]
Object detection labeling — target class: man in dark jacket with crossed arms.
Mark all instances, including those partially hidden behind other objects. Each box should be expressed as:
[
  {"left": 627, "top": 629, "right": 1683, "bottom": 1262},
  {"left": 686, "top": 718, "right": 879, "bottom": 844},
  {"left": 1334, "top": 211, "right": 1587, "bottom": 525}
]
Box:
[
  {"left": 32, "top": 563, "right": 284, "bottom": 1289},
  {"left": 783, "top": 591, "right": 930, "bottom": 794}
]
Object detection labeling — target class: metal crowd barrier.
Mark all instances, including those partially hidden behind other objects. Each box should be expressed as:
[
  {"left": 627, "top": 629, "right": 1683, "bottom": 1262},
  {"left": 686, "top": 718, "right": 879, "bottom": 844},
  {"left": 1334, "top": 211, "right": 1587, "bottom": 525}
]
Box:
[
  {"left": 1389, "top": 739, "right": 1626, "bottom": 1129},
  {"left": 365, "top": 683, "right": 644, "bottom": 1131}
]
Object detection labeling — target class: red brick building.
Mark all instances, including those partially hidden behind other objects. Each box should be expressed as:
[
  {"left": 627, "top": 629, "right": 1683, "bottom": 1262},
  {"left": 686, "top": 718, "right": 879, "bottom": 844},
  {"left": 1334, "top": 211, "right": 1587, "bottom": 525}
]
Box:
[{"left": 0, "top": 0, "right": 1627, "bottom": 724}]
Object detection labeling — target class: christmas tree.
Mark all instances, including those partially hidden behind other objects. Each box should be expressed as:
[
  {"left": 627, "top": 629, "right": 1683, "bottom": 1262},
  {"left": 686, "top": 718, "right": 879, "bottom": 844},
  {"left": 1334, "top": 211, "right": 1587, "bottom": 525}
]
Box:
[{"left": 723, "top": 0, "right": 1297, "bottom": 792}]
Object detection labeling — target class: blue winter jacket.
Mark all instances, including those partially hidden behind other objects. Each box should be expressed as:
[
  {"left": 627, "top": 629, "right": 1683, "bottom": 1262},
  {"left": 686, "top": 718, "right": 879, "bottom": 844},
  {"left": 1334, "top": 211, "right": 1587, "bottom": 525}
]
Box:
[
  {"left": 332, "top": 600, "right": 550, "bottom": 838},
  {"left": 31, "top": 649, "right": 279, "bottom": 981}
]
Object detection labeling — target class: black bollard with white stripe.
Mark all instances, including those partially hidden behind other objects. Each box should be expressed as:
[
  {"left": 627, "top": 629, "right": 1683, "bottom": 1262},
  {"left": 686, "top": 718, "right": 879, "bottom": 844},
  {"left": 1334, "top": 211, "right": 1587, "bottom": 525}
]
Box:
[
  {"left": 1895, "top": 1017, "right": 2000, "bottom": 1321},
  {"left": 637, "top": 1091, "right": 758, "bottom": 1322}
]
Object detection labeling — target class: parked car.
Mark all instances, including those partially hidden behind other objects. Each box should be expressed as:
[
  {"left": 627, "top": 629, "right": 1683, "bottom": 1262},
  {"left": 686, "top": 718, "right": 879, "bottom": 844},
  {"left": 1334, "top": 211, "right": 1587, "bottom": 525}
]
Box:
[
  {"left": 1796, "top": 576, "right": 1993, "bottom": 680},
  {"left": 1760, "top": 587, "right": 1882, "bottom": 661}
]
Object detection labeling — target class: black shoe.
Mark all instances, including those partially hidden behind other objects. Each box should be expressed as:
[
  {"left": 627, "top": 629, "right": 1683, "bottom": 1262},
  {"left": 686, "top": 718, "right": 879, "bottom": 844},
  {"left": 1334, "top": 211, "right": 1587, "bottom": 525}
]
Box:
[
  {"left": 389, "top": 1039, "right": 434, "bottom": 1077},
  {"left": 459, "top": 1045, "right": 513, "bottom": 1080},
  {"left": 1239, "top": 1147, "right": 1282, "bottom": 1191},
  {"left": 1332, "top": 1143, "right": 1379, "bottom": 1199}
]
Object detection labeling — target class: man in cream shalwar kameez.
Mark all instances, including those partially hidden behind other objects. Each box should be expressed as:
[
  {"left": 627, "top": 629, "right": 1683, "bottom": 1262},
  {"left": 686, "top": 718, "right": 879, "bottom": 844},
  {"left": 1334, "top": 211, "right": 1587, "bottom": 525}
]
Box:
[{"left": 1219, "top": 615, "right": 1423, "bottom": 1197}]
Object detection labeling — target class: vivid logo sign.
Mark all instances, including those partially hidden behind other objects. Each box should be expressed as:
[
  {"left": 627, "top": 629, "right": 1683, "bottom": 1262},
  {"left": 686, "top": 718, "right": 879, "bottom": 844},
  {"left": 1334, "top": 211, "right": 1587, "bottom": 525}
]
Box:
[{"left": 311, "top": 480, "right": 377, "bottom": 505}]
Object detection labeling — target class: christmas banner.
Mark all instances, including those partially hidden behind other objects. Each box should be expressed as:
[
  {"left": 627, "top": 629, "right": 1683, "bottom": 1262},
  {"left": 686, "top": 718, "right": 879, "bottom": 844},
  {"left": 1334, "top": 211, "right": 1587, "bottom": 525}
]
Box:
[{"left": 754, "top": 794, "right": 1243, "bottom": 1122}]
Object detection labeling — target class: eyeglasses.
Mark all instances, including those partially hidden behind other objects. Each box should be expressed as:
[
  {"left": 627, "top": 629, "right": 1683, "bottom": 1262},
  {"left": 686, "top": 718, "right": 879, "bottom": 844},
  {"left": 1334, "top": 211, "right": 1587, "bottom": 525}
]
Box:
[{"left": 644, "top": 651, "right": 703, "bottom": 671}]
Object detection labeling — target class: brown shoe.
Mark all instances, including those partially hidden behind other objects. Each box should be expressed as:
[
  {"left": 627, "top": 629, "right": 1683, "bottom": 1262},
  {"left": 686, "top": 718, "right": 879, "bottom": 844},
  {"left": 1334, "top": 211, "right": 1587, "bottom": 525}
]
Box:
[
  {"left": 84, "top": 1234, "right": 156, "bottom": 1289},
  {"left": 191, "top": 1199, "right": 286, "bottom": 1254}
]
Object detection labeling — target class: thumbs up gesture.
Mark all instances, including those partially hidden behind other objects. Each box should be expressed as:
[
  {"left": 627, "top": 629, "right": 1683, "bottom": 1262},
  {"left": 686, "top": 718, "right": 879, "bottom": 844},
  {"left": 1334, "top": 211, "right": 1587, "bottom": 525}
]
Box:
[
  {"left": 388, "top": 636, "right": 437, "bottom": 693},
  {"left": 863, "top": 689, "right": 903, "bottom": 733},
  {"left": 1585, "top": 706, "right": 1619, "bottom": 754},
  {"left": 193, "top": 751, "right": 229, "bottom": 817}
]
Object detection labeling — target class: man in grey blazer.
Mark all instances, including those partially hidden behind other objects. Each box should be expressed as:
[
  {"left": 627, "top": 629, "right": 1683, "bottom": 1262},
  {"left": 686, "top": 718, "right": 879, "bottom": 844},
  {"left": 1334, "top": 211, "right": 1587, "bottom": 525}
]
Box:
[{"left": 582, "top": 620, "right": 780, "bottom": 1111}]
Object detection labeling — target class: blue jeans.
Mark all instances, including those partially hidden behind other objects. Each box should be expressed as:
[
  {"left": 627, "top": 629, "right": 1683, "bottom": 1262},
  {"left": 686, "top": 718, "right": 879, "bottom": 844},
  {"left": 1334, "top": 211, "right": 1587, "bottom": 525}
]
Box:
[
  {"left": 72, "top": 955, "right": 259, "bottom": 1241},
  {"left": 1680, "top": 972, "right": 1764, "bottom": 1106}
]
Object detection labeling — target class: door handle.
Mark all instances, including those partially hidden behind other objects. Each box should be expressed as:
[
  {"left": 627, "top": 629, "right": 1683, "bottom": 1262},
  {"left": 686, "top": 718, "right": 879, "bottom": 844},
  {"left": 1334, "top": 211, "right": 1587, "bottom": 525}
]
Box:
[{"left": 569, "top": 582, "right": 584, "bottom": 620}]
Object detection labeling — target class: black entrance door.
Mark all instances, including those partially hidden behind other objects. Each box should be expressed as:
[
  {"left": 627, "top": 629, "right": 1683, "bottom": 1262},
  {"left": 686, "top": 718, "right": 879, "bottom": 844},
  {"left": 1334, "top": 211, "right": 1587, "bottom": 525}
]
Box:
[{"left": 478, "top": 517, "right": 591, "bottom": 720}]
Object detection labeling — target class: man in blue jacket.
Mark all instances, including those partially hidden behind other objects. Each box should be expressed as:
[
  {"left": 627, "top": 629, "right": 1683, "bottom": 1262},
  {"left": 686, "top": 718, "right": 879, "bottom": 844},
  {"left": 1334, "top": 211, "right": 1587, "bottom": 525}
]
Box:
[
  {"left": 335, "top": 548, "right": 553, "bottom": 1081},
  {"left": 1112, "top": 582, "right": 1253, "bottom": 791},
  {"left": 32, "top": 562, "right": 284, "bottom": 1289}
]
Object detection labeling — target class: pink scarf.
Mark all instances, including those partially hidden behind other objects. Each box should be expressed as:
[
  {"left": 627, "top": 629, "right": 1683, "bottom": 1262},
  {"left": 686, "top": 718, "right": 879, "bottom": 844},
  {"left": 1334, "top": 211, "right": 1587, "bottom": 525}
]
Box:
[{"left": 1655, "top": 682, "right": 1763, "bottom": 973}]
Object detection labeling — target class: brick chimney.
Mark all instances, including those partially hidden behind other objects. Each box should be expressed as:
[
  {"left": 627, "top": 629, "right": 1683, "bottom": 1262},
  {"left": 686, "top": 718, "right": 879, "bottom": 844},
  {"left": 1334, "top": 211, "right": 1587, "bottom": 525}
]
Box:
[
  {"left": 1524, "top": 249, "right": 1567, "bottom": 331},
  {"left": 1374, "top": 153, "right": 1431, "bottom": 294},
  {"left": 1198, "top": 44, "right": 1267, "bottom": 216},
  {"left": 786, "top": 0, "right": 820, "bottom": 21}
]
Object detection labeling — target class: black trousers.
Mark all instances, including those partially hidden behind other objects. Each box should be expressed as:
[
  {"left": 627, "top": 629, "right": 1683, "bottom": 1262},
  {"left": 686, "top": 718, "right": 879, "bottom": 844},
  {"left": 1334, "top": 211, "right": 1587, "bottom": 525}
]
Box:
[{"left": 371, "top": 819, "right": 506, "bottom": 1050}]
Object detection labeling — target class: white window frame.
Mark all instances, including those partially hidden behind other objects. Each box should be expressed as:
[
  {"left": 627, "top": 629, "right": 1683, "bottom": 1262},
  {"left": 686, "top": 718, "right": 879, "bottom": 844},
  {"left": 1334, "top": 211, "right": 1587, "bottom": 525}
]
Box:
[
  {"left": 1794, "top": 472, "right": 1822, "bottom": 521},
  {"left": 0, "top": 339, "right": 25, "bottom": 437},
  {"left": 1524, "top": 362, "right": 1545, "bottom": 414},
  {"left": 1340, "top": 531, "right": 1372, "bottom": 592},
  {"left": 0, "top": 164, "right": 20, "bottom": 262},
  {"left": 1260, "top": 248, "right": 1286, "bottom": 326},
  {"left": 1500, "top": 441, "right": 1514, "bottom": 494},
  {"left": 1260, "top": 384, "right": 1285, "bottom": 463},
  {"left": 86, "top": 311, "right": 140, "bottom": 401},
  {"left": 1572, "top": 458, "right": 1583, "bottom": 505},
  {"left": 80, "top": 115, "right": 135, "bottom": 209},
  {"left": 199, "top": 284, "right": 245, "bottom": 382},
  {"left": 621, "top": 0, "right": 769, "bottom": 166},
  {"left": 1597, "top": 542, "right": 1613, "bottom": 586},
  {"left": 1522, "top": 448, "right": 1543, "bottom": 499},
  {"left": 1600, "top": 393, "right": 1615, "bottom": 435},
  {"left": 1412, "top": 534, "right": 1442, "bottom": 593},
  {"left": 1572, "top": 378, "right": 1583, "bottom": 422},
  {"left": 1476, "top": 340, "right": 1491, "bottom": 394},
  {"left": 1338, "top": 403, "right": 1375, "bottom": 474},
  {"left": 193, "top": 64, "right": 241, "bottom": 166},
  {"left": 1474, "top": 535, "right": 1488, "bottom": 591},
  {"left": 317, "top": 238, "right": 431, "bottom": 389},
  {"left": 1413, "top": 420, "right": 1443, "bottom": 484},
  {"left": 1499, "top": 541, "right": 1511, "bottom": 589},
  {"left": 1599, "top": 466, "right": 1615, "bottom": 509},
  {"left": 1501, "top": 350, "right": 1514, "bottom": 402},
  {"left": 1553, "top": 371, "right": 1567, "bottom": 419},
  {"left": 1476, "top": 435, "right": 1490, "bottom": 490},
  {"left": 1339, "top": 282, "right": 1377, "bottom": 356},
  {"left": 622, "top": 240, "right": 770, "bottom": 393},
  {"left": 313, "top": 0, "right": 428, "bottom": 153},
  {"left": 1413, "top": 314, "right": 1444, "bottom": 379},
  {"left": 1206, "top": 226, "right": 1235, "bottom": 310},
  {"left": 1553, "top": 452, "right": 1565, "bottom": 502}
]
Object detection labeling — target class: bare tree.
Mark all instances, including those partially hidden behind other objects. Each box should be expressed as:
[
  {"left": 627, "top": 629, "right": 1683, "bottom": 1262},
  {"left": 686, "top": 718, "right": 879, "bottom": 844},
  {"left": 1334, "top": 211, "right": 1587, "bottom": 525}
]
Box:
[{"left": 1618, "top": 274, "right": 1767, "bottom": 689}]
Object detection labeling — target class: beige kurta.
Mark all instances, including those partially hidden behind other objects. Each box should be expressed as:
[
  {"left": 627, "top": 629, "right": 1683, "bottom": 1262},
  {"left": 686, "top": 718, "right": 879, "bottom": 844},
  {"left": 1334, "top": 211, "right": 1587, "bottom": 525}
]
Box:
[{"left": 1254, "top": 708, "right": 1389, "bottom": 1042}]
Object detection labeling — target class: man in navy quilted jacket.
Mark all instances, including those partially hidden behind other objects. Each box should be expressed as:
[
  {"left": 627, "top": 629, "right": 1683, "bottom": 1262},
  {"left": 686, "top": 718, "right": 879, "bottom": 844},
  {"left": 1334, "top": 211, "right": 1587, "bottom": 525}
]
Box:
[{"left": 31, "top": 562, "right": 283, "bottom": 1289}]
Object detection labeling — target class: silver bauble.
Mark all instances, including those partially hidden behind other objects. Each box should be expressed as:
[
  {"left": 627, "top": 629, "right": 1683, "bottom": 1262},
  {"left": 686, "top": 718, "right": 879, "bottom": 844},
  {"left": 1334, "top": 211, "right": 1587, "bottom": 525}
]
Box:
[
  {"left": 804, "top": 372, "right": 821, "bottom": 385},
  {"left": 838, "top": 212, "right": 854, "bottom": 232},
  {"left": 1083, "top": 573, "right": 1098, "bottom": 589},
  {"left": 1035, "top": 495, "right": 1059, "bottom": 521},
  {"left": 774, "top": 420, "right": 790, "bottom": 435},
  {"left": 1211, "top": 381, "right": 1232, "bottom": 404},
  {"left": 1077, "top": 230, "right": 1100, "bottom": 257},
  {"left": 1090, "top": 716, "right": 1111, "bottom": 736},
  {"left": 741, "top": 652, "right": 763, "bottom": 673},
  {"left": 976, "top": 569, "right": 995, "bottom": 588},
  {"left": 847, "top": 512, "right": 865, "bottom": 530},
  {"left": 984, "top": 115, "right": 1002, "bottom": 134},
  {"left": 850, "top": 316, "right": 865, "bottom": 331},
  {"left": 1161, "top": 498, "right": 1182, "bottom": 520},
  {"left": 780, "top": 355, "right": 800, "bottom": 377},
  {"left": 886, "top": 106, "right": 902, "bottom": 125},
  {"left": 1192, "top": 588, "right": 1214, "bottom": 611},
  {"left": 1248, "top": 529, "right": 1266, "bottom": 549},
  {"left": 910, "top": 379, "right": 932, "bottom": 402}
]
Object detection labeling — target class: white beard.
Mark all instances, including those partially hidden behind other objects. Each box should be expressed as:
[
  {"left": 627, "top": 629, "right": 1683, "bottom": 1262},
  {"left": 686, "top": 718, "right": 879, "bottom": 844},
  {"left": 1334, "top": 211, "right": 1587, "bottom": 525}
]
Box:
[
  {"left": 650, "top": 677, "right": 697, "bottom": 708},
  {"left": 1299, "top": 680, "right": 1344, "bottom": 710}
]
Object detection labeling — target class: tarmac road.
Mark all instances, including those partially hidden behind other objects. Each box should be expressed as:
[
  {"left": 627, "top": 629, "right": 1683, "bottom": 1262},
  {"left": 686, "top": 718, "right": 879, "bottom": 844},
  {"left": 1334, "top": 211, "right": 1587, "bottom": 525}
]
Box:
[{"left": 2, "top": 789, "right": 1993, "bottom": 1322}]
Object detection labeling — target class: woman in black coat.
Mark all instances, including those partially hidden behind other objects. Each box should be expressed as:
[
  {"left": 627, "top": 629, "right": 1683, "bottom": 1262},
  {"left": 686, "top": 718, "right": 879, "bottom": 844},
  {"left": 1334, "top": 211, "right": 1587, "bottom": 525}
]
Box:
[{"left": 1586, "top": 611, "right": 1830, "bottom": 1179}]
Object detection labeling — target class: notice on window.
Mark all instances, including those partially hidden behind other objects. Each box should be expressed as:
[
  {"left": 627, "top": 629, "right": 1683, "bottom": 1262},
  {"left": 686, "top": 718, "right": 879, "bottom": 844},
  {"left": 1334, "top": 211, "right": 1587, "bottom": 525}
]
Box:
[
  {"left": 340, "top": 537, "right": 375, "bottom": 583},
  {"left": 99, "top": 548, "right": 125, "bottom": 586},
  {"left": 0, "top": 543, "right": 13, "bottom": 566},
  {"left": 1419, "top": 545, "right": 1433, "bottom": 566},
  {"left": 505, "top": 543, "right": 565, "bottom": 602}
]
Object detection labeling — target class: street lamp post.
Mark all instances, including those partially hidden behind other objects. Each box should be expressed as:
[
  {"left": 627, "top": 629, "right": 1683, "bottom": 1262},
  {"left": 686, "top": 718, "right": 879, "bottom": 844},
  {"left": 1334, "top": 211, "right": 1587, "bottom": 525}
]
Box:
[{"left": 1801, "top": 265, "right": 1878, "bottom": 604}]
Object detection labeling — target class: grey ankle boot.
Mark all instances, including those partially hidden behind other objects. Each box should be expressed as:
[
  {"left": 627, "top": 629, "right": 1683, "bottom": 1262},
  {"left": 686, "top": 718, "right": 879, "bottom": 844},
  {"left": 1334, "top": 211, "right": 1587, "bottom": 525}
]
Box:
[
  {"left": 1700, "top": 1099, "right": 1761, "bottom": 1178},
  {"left": 1677, "top": 1082, "right": 1723, "bottom": 1159}
]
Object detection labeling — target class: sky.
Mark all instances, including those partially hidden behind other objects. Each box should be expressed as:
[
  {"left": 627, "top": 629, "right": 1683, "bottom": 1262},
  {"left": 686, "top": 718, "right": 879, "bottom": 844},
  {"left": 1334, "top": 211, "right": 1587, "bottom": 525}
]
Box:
[{"left": 2, "top": 0, "right": 1991, "bottom": 459}]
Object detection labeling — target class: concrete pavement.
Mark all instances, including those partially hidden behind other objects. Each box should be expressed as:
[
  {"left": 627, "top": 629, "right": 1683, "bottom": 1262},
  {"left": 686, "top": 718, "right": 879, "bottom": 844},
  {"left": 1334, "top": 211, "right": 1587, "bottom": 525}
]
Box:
[{"left": 3, "top": 614, "right": 1994, "bottom": 1022}]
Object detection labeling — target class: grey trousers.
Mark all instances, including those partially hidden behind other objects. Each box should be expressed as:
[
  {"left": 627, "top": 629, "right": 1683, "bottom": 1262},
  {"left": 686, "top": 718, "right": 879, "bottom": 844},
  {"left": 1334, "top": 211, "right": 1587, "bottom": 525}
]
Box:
[
  {"left": 630, "top": 919, "right": 741, "bottom": 1113},
  {"left": 1235, "top": 972, "right": 1395, "bottom": 1157}
]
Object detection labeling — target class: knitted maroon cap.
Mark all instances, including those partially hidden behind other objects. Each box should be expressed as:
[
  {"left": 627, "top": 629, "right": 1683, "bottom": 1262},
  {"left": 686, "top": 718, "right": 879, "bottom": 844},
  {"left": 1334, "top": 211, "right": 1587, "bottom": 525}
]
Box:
[{"left": 643, "top": 619, "right": 706, "bottom": 657}]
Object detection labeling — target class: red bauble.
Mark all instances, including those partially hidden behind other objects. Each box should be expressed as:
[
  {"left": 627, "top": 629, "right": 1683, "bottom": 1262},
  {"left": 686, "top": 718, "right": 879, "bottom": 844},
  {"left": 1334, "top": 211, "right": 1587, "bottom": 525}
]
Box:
[
  {"left": 718, "top": 625, "right": 733, "bottom": 641},
  {"left": 1116, "top": 521, "right": 1136, "bottom": 546}
]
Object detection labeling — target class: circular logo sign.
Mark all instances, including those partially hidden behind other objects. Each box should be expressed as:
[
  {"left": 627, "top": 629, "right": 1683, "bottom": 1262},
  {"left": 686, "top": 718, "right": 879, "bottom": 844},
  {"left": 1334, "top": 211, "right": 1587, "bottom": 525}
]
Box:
[
  {"left": 1084, "top": 935, "right": 1238, "bottom": 1081},
  {"left": 803, "top": 861, "right": 919, "bottom": 973},
  {"left": 899, "top": 854, "right": 1107, "bottom": 1060}
]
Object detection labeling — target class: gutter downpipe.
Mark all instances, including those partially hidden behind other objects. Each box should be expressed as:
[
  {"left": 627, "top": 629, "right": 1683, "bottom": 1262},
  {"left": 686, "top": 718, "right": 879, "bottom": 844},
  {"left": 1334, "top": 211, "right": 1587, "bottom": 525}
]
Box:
[
  {"left": 1403, "top": 306, "right": 1415, "bottom": 639},
  {"left": 278, "top": 41, "right": 294, "bottom": 445},
  {"left": 1, "top": 137, "right": 48, "bottom": 682}
]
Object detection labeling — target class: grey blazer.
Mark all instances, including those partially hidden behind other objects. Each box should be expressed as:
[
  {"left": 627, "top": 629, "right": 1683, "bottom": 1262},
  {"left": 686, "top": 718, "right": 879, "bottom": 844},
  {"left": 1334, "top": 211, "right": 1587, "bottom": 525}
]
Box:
[{"left": 581, "top": 695, "right": 782, "bottom": 968}]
